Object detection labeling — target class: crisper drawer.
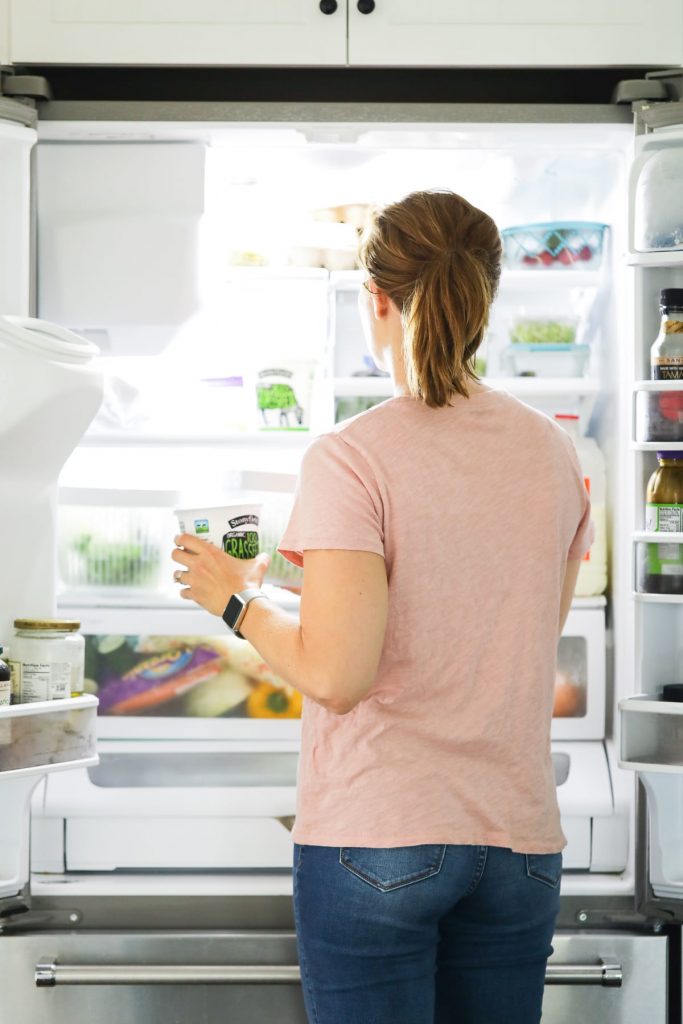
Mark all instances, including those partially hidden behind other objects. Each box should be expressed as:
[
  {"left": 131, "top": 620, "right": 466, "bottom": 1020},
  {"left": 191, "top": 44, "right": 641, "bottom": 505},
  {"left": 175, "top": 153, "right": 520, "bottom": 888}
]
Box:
[
  {"left": 552, "top": 606, "right": 606, "bottom": 740},
  {"left": 0, "top": 930, "right": 667, "bottom": 1024}
]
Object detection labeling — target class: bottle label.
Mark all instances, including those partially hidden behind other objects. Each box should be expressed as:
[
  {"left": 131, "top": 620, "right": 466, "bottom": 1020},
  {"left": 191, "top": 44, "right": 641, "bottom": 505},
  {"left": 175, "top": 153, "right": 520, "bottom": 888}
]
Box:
[
  {"left": 646, "top": 503, "right": 683, "bottom": 576},
  {"left": 7, "top": 660, "right": 21, "bottom": 704},
  {"left": 20, "top": 661, "right": 71, "bottom": 702},
  {"left": 0, "top": 677, "right": 10, "bottom": 707},
  {"left": 652, "top": 359, "right": 683, "bottom": 381}
]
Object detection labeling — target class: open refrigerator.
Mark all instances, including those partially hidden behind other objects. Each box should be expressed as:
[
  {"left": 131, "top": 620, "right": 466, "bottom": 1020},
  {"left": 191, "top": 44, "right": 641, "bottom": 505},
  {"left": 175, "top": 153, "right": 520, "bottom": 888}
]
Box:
[{"left": 0, "top": 71, "right": 682, "bottom": 1023}]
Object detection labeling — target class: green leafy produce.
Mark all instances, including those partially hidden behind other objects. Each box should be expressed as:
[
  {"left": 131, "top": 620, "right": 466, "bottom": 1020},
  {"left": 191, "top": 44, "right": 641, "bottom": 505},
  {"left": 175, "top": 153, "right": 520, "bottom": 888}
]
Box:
[
  {"left": 510, "top": 319, "right": 577, "bottom": 345},
  {"left": 69, "top": 533, "right": 161, "bottom": 586}
]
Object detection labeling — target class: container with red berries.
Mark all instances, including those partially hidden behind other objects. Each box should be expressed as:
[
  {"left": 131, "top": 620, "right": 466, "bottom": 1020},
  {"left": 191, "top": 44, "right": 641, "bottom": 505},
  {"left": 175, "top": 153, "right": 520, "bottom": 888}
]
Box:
[
  {"left": 501, "top": 221, "right": 608, "bottom": 270},
  {"left": 635, "top": 381, "right": 683, "bottom": 443}
]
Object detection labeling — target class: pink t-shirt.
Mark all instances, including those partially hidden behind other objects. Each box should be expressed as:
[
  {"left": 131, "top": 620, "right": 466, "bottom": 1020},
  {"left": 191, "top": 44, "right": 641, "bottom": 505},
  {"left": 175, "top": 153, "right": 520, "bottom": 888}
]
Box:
[{"left": 278, "top": 390, "right": 592, "bottom": 853}]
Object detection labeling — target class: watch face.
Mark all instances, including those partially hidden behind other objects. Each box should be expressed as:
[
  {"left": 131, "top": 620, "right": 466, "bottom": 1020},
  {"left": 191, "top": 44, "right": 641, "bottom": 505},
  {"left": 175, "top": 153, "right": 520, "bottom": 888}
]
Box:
[{"left": 223, "top": 594, "right": 244, "bottom": 629}]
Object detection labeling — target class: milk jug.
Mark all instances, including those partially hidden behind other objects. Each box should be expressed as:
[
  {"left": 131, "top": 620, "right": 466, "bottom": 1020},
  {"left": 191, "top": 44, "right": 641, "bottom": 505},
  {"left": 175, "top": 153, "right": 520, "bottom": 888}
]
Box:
[{"left": 555, "top": 414, "right": 608, "bottom": 596}]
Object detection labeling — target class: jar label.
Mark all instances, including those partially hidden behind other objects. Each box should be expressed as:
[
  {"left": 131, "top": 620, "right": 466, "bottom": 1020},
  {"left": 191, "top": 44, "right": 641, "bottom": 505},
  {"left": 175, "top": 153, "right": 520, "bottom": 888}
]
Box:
[
  {"left": 21, "top": 661, "right": 71, "bottom": 702},
  {"left": 646, "top": 503, "right": 683, "bottom": 532},
  {"left": 646, "top": 503, "right": 683, "bottom": 577}
]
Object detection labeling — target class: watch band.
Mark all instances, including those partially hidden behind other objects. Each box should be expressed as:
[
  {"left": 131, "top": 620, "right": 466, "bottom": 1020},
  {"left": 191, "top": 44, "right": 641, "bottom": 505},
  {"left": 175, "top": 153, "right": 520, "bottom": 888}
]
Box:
[{"left": 222, "top": 588, "right": 268, "bottom": 639}]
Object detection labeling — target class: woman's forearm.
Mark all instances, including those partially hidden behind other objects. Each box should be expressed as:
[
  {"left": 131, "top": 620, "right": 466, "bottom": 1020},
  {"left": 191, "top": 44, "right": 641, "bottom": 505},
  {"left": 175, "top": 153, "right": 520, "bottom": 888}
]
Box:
[{"left": 237, "top": 597, "right": 349, "bottom": 714}]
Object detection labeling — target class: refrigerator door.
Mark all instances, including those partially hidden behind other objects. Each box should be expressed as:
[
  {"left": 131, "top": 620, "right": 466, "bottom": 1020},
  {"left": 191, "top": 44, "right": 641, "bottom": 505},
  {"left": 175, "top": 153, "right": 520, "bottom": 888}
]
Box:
[
  {"left": 0, "top": 107, "right": 36, "bottom": 316},
  {"left": 619, "top": 73, "right": 683, "bottom": 922}
]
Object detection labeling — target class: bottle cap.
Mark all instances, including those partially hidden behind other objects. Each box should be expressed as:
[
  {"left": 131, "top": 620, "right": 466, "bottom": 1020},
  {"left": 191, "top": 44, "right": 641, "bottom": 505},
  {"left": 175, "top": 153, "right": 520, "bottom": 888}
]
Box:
[
  {"left": 662, "top": 683, "right": 683, "bottom": 702},
  {"left": 657, "top": 451, "right": 683, "bottom": 461},
  {"left": 660, "top": 288, "right": 683, "bottom": 312}
]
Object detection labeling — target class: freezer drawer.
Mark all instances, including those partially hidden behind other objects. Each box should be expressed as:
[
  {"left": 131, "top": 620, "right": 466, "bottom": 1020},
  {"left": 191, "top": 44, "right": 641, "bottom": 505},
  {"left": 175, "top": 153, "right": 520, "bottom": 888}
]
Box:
[{"left": 0, "top": 929, "right": 667, "bottom": 1024}]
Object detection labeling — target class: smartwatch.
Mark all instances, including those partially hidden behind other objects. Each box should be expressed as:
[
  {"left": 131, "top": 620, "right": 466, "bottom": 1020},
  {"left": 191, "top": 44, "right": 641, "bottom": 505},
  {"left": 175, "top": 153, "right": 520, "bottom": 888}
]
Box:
[{"left": 222, "top": 588, "right": 268, "bottom": 639}]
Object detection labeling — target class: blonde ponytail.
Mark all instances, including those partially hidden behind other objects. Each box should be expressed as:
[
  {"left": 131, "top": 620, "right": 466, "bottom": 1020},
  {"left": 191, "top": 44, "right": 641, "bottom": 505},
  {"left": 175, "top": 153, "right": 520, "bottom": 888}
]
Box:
[{"left": 359, "top": 191, "right": 501, "bottom": 408}]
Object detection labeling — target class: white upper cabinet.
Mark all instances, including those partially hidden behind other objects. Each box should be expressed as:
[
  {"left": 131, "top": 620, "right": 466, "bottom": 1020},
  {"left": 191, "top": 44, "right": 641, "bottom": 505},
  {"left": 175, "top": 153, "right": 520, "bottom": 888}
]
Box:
[
  {"left": 9, "top": 0, "right": 347, "bottom": 66},
  {"left": 349, "top": 0, "right": 683, "bottom": 67},
  {"left": 8, "top": 0, "right": 683, "bottom": 67}
]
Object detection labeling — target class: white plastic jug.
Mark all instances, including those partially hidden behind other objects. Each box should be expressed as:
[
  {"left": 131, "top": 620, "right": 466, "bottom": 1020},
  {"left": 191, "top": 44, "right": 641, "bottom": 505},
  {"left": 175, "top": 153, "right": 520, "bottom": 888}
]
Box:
[
  {"left": 555, "top": 414, "right": 608, "bottom": 597},
  {"left": 0, "top": 317, "right": 103, "bottom": 645}
]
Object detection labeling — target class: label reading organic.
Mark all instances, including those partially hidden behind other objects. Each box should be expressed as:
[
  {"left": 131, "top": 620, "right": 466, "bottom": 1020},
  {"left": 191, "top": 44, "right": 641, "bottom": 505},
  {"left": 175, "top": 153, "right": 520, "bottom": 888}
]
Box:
[{"left": 222, "top": 530, "right": 259, "bottom": 560}]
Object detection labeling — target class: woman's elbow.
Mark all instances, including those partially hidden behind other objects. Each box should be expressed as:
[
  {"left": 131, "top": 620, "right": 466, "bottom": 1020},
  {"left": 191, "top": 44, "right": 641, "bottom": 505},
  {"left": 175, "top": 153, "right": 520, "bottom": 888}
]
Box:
[{"left": 314, "top": 674, "right": 370, "bottom": 716}]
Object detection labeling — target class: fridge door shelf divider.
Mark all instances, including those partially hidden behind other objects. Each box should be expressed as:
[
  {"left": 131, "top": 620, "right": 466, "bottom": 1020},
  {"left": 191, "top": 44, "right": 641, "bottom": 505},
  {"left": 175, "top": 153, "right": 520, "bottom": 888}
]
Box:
[
  {"left": 633, "top": 379, "right": 683, "bottom": 392},
  {"left": 633, "top": 591, "right": 683, "bottom": 604},
  {"left": 632, "top": 440, "right": 683, "bottom": 451},
  {"left": 633, "top": 531, "right": 683, "bottom": 544},
  {"left": 627, "top": 251, "right": 683, "bottom": 268}
]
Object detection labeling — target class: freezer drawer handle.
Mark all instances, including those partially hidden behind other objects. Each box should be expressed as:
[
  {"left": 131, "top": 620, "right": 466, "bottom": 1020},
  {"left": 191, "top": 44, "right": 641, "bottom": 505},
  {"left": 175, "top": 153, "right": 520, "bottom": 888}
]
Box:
[
  {"left": 546, "top": 961, "right": 622, "bottom": 987},
  {"left": 35, "top": 959, "right": 623, "bottom": 988}
]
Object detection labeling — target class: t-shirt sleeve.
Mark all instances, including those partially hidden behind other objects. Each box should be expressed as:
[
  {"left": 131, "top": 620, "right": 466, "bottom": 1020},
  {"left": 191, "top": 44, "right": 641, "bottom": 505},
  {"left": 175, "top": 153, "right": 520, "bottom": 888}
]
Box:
[{"left": 278, "top": 433, "right": 385, "bottom": 568}]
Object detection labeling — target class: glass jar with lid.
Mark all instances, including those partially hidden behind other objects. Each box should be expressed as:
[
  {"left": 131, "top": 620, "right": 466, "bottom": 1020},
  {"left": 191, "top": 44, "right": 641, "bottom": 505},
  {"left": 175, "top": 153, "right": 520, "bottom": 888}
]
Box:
[{"left": 12, "top": 619, "right": 85, "bottom": 703}]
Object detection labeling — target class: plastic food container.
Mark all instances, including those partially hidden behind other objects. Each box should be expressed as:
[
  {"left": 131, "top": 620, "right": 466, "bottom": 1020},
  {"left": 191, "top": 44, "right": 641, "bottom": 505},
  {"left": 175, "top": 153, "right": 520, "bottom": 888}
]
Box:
[
  {"left": 634, "top": 147, "right": 683, "bottom": 252},
  {"left": 509, "top": 316, "right": 579, "bottom": 346},
  {"left": 501, "top": 222, "right": 608, "bottom": 270},
  {"left": 58, "top": 504, "right": 171, "bottom": 593},
  {"left": 501, "top": 343, "right": 591, "bottom": 378},
  {"left": 174, "top": 504, "right": 261, "bottom": 558},
  {"left": 635, "top": 383, "right": 683, "bottom": 443},
  {"left": 636, "top": 538, "right": 683, "bottom": 596}
]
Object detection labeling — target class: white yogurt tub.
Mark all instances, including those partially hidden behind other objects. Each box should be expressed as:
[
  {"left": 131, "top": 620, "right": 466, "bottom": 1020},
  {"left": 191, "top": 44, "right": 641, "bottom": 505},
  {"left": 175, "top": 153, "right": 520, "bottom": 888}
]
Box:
[{"left": 174, "top": 504, "right": 262, "bottom": 559}]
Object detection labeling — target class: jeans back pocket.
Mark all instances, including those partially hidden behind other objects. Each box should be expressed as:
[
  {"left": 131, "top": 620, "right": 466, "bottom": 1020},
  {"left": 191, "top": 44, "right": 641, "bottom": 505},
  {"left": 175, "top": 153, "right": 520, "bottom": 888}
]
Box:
[
  {"left": 339, "top": 844, "right": 446, "bottom": 892},
  {"left": 525, "top": 852, "right": 563, "bottom": 889}
]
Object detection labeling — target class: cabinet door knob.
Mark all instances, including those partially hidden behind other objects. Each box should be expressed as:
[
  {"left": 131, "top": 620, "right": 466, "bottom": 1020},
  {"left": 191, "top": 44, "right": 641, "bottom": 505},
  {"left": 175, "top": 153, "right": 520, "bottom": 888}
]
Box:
[
  {"left": 357, "top": 0, "right": 376, "bottom": 12},
  {"left": 319, "top": 0, "right": 338, "bottom": 12}
]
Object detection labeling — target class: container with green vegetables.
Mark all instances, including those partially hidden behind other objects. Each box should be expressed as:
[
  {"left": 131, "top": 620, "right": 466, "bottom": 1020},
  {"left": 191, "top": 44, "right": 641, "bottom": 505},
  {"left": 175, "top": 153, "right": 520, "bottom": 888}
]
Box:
[
  {"left": 58, "top": 498, "right": 173, "bottom": 593},
  {"left": 509, "top": 316, "right": 579, "bottom": 346}
]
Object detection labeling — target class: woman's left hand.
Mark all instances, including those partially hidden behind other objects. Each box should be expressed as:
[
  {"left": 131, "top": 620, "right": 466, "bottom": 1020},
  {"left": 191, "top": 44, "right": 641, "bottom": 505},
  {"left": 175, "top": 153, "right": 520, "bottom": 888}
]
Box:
[{"left": 171, "top": 534, "right": 271, "bottom": 617}]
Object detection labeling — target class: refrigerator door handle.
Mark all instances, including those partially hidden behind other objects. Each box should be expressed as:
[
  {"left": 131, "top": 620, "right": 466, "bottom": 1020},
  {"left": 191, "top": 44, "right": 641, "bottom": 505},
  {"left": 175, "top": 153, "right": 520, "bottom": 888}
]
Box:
[{"left": 35, "top": 958, "right": 623, "bottom": 988}]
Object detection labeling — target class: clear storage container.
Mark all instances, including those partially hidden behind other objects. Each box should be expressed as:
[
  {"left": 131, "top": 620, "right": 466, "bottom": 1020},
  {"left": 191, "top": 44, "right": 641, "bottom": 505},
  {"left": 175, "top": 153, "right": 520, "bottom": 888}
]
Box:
[
  {"left": 633, "top": 147, "right": 683, "bottom": 252},
  {"left": 500, "top": 343, "right": 590, "bottom": 378},
  {"left": 635, "top": 383, "right": 683, "bottom": 443},
  {"left": 501, "top": 221, "right": 607, "bottom": 270},
  {"left": 58, "top": 498, "right": 174, "bottom": 594}
]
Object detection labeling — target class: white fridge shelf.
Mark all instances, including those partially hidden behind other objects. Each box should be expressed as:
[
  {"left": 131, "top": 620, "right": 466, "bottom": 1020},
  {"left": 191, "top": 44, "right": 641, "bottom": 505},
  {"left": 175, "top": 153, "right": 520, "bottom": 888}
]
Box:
[
  {"left": 632, "top": 441, "right": 683, "bottom": 451},
  {"left": 627, "top": 251, "right": 683, "bottom": 267}
]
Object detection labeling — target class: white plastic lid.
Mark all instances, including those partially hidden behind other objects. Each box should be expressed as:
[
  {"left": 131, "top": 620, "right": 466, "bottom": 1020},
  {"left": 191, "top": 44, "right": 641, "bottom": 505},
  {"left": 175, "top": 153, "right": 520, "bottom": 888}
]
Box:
[{"left": 0, "top": 316, "right": 100, "bottom": 364}]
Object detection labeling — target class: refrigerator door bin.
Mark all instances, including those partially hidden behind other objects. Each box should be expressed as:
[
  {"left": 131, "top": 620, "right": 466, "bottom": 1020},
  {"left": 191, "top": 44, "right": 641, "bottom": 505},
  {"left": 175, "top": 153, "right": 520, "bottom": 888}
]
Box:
[
  {"left": 634, "top": 381, "right": 683, "bottom": 444},
  {"left": 0, "top": 696, "right": 98, "bottom": 899},
  {"left": 619, "top": 696, "right": 683, "bottom": 900},
  {"left": 635, "top": 534, "right": 683, "bottom": 597}
]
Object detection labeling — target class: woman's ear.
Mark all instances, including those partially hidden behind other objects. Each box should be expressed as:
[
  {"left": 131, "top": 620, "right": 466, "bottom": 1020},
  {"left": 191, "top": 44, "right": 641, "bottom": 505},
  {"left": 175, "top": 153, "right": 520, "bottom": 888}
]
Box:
[{"left": 371, "top": 288, "right": 392, "bottom": 320}]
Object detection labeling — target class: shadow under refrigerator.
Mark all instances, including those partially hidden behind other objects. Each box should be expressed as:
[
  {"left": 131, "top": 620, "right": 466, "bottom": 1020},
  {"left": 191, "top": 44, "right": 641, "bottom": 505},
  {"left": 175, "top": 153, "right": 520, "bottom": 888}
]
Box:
[{"left": 0, "top": 71, "right": 682, "bottom": 1022}]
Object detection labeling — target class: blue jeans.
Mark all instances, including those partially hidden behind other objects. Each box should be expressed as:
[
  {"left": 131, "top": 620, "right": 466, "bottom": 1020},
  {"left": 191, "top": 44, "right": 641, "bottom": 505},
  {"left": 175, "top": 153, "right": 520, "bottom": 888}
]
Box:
[{"left": 293, "top": 843, "right": 562, "bottom": 1024}]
